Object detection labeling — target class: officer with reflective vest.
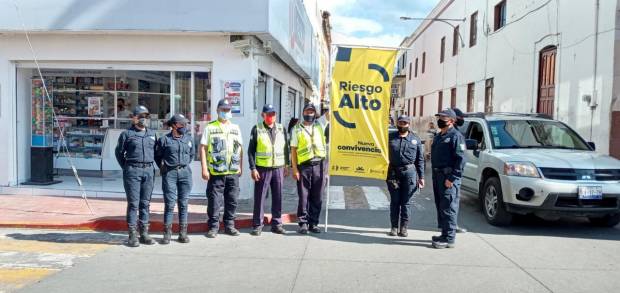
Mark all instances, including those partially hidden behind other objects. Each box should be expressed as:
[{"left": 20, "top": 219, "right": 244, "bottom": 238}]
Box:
[
  {"left": 431, "top": 108, "right": 466, "bottom": 249},
  {"left": 200, "top": 99, "right": 243, "bottom": 238},
  {"left": 115, "top": 105, "right": 157, "bottom": 247},
  {"left": 386, "top": 115, "right": 425, "bottom": 238},
  {"left": 247, "top": 104, "right": 290, "bottom": 236},
  {"left": 155, "top": 114, "right": 194, "bottom": 244},
  {"left": 291, "top": 103, "right": 327, "bottom": 234}
]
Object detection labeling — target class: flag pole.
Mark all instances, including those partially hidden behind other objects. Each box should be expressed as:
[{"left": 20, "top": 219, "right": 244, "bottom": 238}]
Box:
[{"left": 324, "top": 121, "right": 332, "bottom": 233}]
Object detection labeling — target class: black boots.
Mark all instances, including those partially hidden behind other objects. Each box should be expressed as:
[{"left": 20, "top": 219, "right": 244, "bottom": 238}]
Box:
[
  {"left": 138, "top": 224, "right": 155, "bottom": 245},
  {"left": 161, "top": 224, "right": 172, "bottom": 245},
  {"left": 178, "top": 224, "right": 190, "bottom": 243},
  {"left": 127, "top": 226, "right": 139, "bottom": 247},
  {"left": 398, "top": 222, "right": 408, "bottom": 237}
]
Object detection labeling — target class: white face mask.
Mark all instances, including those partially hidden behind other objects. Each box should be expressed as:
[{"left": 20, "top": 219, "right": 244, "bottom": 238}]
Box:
[
  {"left": 218, "top": 111, "right": 232, "bottom": 120},
  {"left": 137, "top": 117, "right": 150, "bottom": 128}
]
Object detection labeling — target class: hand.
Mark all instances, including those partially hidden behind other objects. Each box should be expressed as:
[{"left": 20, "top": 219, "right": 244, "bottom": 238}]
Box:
[
  {"left": 202, "top": 169, "right": 210, "bottom": 181},
  {"left": 444, "top": 179, "right": 453, "bottom": 188},
  {"left": 251, "top": 169, "right": 260, "bottom": 181},
  {"left": 418, "top": 179, "right": 425, "bottom": 189},
  {"left": 293, "top": 169, "right": 301, "bottom": 181},
  {"left": 284, "top": 167, "right": 290, "bottom": 178}
]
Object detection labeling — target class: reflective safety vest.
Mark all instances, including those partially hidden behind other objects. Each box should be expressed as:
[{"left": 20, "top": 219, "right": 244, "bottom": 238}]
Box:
[
  {"left": 206, "top": 120, "right": 242, "bottom": 175},
  {"left": 294, "top": 122, "right": 326, "bottom": 165},
  {"left": 255, "top": 123, "right": 286, "bottom": 168}
]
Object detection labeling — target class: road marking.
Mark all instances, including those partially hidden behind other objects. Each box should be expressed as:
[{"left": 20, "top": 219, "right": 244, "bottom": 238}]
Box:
[
  {"left": 0, "top": 239, "right": 108, "bottom": 256},
  {"left": 363, "top": 187, "right": 390, "bottom": 210},
  {"left": 327, "top": 186, "right": 346, "bottom": 209},
  {"left": 0, "top": 268, "right": 57, "bottom": 291}
]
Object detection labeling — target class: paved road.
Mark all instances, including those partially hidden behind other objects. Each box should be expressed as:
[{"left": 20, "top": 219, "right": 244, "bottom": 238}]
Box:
[{"left": 2, "top": 174, "right": 619, "bottom": 293}]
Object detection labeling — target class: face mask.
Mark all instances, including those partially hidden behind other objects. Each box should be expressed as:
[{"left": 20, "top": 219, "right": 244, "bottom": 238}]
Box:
[
  {"left": 218, "top": 111, "right": 232, "bottom": 120},
  {"left": 437, "top": 119, "right": 448, "bottom": 129},
  {"left": 398, "top": 126, "right": 409, "bottom": 134},
  {"left": 137, "top": 118, "right": 149, "bottom": 128},
  {"left": 176, "top": 127, "right": 187, "bottom": 135},
  {"left": 264, "top": 115, "right": 276, "bottom": 125},
  {"left": 303, "top": 115, "right": 315, "bottom": 123},
  {"left": 456, "top": 118, "right": 465, "bottom": 127}
]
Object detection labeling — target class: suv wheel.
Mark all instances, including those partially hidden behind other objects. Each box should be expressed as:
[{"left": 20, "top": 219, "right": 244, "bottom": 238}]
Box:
[
  {"left": 482, "top": 177, "right": 513, "bottom": 226},
  {"left": 588, "top": 214, "right": 620, "bottom": 227}
]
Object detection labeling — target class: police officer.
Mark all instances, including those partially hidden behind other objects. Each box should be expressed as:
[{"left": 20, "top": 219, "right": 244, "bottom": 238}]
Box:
[
  {"left": 451, "top": 107, "right": 468, "bottom": 234},
  {"left": 291, "top": 103, "right": 327, "bottom": 234},
  {"left": 386, "top": 115, "right": 425, "bottom": 237},
  {"left": 200, "top": 99, "right": 243, "bottom": 238},
  {"left": 155, "top": 114, "right": 194, "bottom": 244},
  {"left": 430, "top": 108, "right": 466, "bottom": 249},
  {"left": 248, "top": 104, "right": 289, "bottom": 236},
  {"left": 115, "top": 105, "right": 157, "bottom": 247}
]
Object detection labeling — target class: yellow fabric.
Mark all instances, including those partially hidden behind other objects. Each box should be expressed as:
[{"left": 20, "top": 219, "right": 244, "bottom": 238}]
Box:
[
  {"left": 255, "top": 123, "right": 286, "bottom": 167},
  {"left": 329, "top": 47, "right": 397, "bottom": 180},
  {"left": 294, "top": 123, "right": 326, "bottom": 164},
  {"left": 206, "top": 120, "right": 242, "bottom": 175}
]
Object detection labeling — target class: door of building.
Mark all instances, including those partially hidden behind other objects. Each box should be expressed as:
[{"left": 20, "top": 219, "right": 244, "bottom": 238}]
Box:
[
  {"left": 537, "top": 46, "right": 557, "bottom": 117},
  {"left": 610, "top": 111, "right": 620, "bottom": 159}
]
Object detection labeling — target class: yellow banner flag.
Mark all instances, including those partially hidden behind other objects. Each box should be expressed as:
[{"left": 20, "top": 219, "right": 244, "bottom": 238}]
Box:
[{"left": 329, "top": 47, "right": 397, "bottom": 180}]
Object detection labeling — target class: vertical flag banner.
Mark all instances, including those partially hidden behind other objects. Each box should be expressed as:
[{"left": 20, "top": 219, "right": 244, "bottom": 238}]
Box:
[{"left": 329, "top": 47, "right": 397, "bottom": 180}]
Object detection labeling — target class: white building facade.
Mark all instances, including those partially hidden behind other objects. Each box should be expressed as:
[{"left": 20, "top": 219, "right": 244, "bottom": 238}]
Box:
[
  {"left": 0, "top": 0, "right": 327, "bottom": 198},
  {"left": 397, "top": 0, "right": 620, "bottom": 158}
]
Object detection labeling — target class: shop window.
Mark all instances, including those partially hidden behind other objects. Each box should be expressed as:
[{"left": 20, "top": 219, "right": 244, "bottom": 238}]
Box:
[
  {"left": 494, "top": 1, "right": 506, "bottom": 31},
  {"left": 470, "top": 11, "right": 478, "bottom": 47}
]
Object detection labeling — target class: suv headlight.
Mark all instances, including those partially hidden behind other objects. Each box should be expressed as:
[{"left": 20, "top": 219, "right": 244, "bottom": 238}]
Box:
[{"left": 504, "top": 162, "right": 540, "bottom": 178}]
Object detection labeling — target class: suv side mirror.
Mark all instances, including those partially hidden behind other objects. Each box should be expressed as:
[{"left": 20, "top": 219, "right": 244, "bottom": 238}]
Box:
[
  {"left": 587, "top": 142, "right": 596, "bottom": 151},
  {"left": 465, "top": 139, "right": 478, "bottom": 151}
]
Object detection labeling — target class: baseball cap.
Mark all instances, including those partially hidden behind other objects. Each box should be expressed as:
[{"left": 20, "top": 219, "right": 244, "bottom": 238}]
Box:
[
  {"left": 435, "top": 108, "right": 457, "bottom": 119},
  {"left": 262, "top": 104, "right": 276, "bottom": 113},
  {"left": 397, "top": 115, "right": 410, "bottom": 122},
  {"left": 217, "top": 98, "right": 232, "bottom": 110},
  {"left": 133, "top": 105, "right": 150, "bottom": 116},
  {"left": 303, "top": 103, "right": 317, "bottom": 112},
  {"left": 452, "top": 107, "right": 464, "bottom": 117},
  {"left": 167, "top": 113, "right": 188, "bottom": 126}
]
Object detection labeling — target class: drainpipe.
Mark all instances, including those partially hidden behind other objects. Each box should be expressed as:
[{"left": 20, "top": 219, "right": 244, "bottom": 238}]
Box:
[{"left": 590, "top": 0, "right": 600, "bottom": 141}]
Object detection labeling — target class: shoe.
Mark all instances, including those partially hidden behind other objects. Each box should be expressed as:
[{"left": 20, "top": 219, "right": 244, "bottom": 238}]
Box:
[
  {"left": 456, "top": 226, "right": 468, "bottom": 233},
  {"left": 387, "top": 227, "right": 398, "bottom": 236},
  {"left": 138, "top": 224, "right": 156, "bottom": 245},
  {"left": 271, "top": 225, "right": 286, "bottom": 234},
  {"left": 431, "top": 235, "right": 443, "bottom": 242},
  {"left": 432, "top": 238, "right": 456, "bottom": 249},
  {"left": 206, "top": 228, "right": 218, "bottom": 238},
  {"left": 225, "top": 227, "right": 240, "bottom": 236},
  {"left": 298, "top": 224, "right": 309, "bottom": 234},
  {"left": 309, "top": 225, "right": 321, "bottom": 234},
  {"left": 250, "top": 227, "right": 262, "bottom": 236},
  {"left": 178, "top": 224, "right": 190, "bottom": 243},
  {"left": 398, "top": 222, "right": 408, "bottom": 237},
  {"left": 127, "top": 226, "right": 139, "bottom": 247},
  {"left": 161, "top": 224, "right": 172, "bottom": 245}
]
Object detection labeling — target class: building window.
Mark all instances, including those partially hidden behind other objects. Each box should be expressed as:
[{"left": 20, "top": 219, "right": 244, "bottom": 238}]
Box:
[
  {"left": 467, "top": 83, "right": 475, "bottom": 112},
  {"left": 440, "top": 37, "right": 445, "bottom": 63},
  {"left": 415, "top": 58, "right": 419, "bottom": 77},
  {"left": 413, "top": 98, "right": 417, "bottom": 117},
  {"left": 453, "top": 26, "right": 459, "bottom": 56},
  {"left": 451, "top": 88, "right": 457, "bottom": 108},
  {"left": 494, "top": 1, "right": 506, "bottom": 31},
  {"left": 485, "top": 78, "right": 494, "bottom": 113},
  {"left": 420, "top": 96, "right": 425, "bottom": 116},
  {"left": 408, "top": 62, "right": 412, "bottom": 80},
  {"left": 470, "top": 12, "right": 478, "bottom": 47},
  {"left": 422, "top": 52, "right": 426, "bottom": 74},
  {"left": 407, "top": 99, "right": 411, "bottom": 116},
  {"left": 438, "top": 91, "right": 443, "bottom": 112}
]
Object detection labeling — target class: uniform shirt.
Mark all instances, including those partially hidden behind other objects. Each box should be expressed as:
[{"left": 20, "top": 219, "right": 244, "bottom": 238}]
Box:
[
  {"left": 115, "top": 126, "right": 156, "bottom": 166},
  {"left": 431, "top": 127, "right": 466, "bottom": 182},
  {"left": 388, "top": 131, "right": 425, "bottom": 178},
  {"left": 247, "top": 122, "right": 290, "bottom": 170},
  {"left": 289, "top": 122, "right": 325, "bottom": 163},
  {"left": 154, "top": 132, "right": 194, "bottom": 169}
]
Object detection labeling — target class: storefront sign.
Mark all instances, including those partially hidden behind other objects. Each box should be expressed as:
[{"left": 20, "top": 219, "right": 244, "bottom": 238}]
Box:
[{"left": 222, "top": 80, "right": 243, "bottom": 115}]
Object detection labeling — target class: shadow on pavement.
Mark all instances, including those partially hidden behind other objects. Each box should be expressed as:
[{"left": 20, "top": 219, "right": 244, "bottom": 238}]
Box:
[{"left": 6, "top": 232, "right": 126, "bottom": 245}]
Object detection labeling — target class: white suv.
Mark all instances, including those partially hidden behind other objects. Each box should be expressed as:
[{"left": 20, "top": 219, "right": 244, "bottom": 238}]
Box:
[{"left": 460, "top": 113, "right": 620, "bottom": 227}]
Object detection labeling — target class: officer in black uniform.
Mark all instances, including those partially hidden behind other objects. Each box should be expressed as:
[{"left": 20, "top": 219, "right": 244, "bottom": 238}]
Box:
[
  {"left": 431, "top": 108, "right": 466, "bottom": 249},
  {"left": 155, "top": 114, "right": 194, "bottom": 244},
  {"left": 115, "top": 105, "right": 157, "bottom": 247},
  {"left": 386, "top": 115, "right": 425, "bottom": 237},
  {"left": 451, "top": 107, "right": 468, "bottom": 234}
]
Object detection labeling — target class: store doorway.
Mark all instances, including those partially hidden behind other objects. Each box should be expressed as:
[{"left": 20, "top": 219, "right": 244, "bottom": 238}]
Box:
[{"left": 537, "top": 46, "right": 557, "bottom": 117}]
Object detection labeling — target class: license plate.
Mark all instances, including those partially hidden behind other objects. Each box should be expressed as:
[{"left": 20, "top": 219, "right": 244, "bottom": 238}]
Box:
[{"left": 578, "top": 186, "right": 603, "bottom": 200}]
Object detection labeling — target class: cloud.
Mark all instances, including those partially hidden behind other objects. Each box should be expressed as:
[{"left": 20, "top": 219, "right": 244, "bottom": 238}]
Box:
[
  {"left": 331, "top": 16, "right": 383, "bottom": 35},
  {"left": 332, "top": 32, "right": 404, "bottom": 48}
]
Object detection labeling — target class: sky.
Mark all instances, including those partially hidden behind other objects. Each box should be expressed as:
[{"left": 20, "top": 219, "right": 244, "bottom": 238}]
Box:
[{"left": 317, "top": 0, "right": 440, "bottom": 47}]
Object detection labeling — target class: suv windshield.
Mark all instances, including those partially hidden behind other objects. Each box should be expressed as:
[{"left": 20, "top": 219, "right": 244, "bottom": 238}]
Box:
[{"left": 488, "top": 119, "right": 590, "bottom": 150}]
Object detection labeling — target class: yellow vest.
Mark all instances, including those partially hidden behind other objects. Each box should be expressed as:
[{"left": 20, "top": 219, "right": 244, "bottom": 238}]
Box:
[
  {"left": 206, "top": 120, "right": 242, "bottom": 175},
  {"left": 294, "top": 122, "right": 326, "bottom": 165},
  {"left": 255, "top": 123, "right": 286, "bottom": 168}
]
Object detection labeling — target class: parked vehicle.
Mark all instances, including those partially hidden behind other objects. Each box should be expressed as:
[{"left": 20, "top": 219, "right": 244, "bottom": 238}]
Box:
[{"left": 460, "top": 112, "right": 620, "bottom": 227}]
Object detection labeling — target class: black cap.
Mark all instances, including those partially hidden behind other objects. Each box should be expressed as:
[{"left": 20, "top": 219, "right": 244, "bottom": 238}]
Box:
[
  {"left": 132, "top": 105, "right": 149, "bottom": 116},
  {"left": 435, "top": 108, "right": 457, "bottom": 119},
  {"left": 397, "top": 115, "right": 410, "bottom": 122},
  {"left": 262, "top": 104, "right": 276, "bottom": 113},
  {"left": 167, "top": 114, "right": 188, "bottom": 126},
  {"left": 217, "top": 98, "right": 232, "bottom": 110},
  {"left": 303, "top": 103, "right": 316, "bottom": 112},
  {"left": 452, "top": 107, "right": 464, "bottom": 117}
]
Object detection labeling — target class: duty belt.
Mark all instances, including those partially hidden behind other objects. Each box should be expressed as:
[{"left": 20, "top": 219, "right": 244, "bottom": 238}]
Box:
[
  {"left": 396, "top": 164, "right": 414, "bottom": 171},
  {"left": 170, "top": 165, "right": 188, "bottom": 170},
  {"left": 127, "top": 162, "right": 153, "bottom": 168}
]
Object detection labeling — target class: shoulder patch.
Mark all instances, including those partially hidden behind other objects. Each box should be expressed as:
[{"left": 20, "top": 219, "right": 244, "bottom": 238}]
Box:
[
  {"left": 444, "top": 137, "right": 451, "bottom": 143},
  {"left": 412, "top": 139, "right": 418, "bottom": 145}
]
